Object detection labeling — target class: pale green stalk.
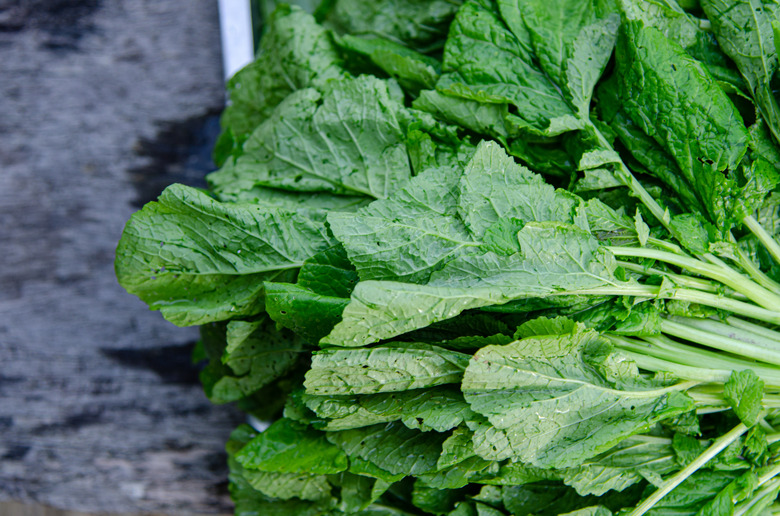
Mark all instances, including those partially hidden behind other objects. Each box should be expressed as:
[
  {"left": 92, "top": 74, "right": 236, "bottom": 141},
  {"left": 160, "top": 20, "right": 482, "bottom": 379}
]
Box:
[
  {"left": 608, "top": 246, "right": 780, "bottom": 309},
  {"left": 661, "top": 319, "right": 780, "bottom": 366}
]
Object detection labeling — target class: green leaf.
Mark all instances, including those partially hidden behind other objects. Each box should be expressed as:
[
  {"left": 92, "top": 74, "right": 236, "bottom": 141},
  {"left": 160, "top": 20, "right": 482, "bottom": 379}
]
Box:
[
  {"left": 241, "top": 469, "right": 333, "bottom": 502},
  {"left": 338, "top": 34, "right": 440, "bottom": 91},
  {"left": 575, "top": 168, "right": 624, "bottom": 193},
  {"left": 213, "top": 184, "right": 371, "bottom": 210},
  {"left": 560, "top": 508, "right": 612, "bottom": 516},
  {"left": 701, "top": 0, "right": 780, "bottom": 145},
  {"left": 412, "top": 480, "right": 465, "bottom": 515},
  {"left": 437, "top": 426, "right": 481, "bottom": 470},
  {"left": 265, "top": 283, "right": 349, "bottom": 342},
  {"left": 499, "top": 0, "right": 618, "bottom": 116},
  {"left": 632, "top": 469, "right": 742, "bottom": 515},
  {"left": 462, "top": 329, "right": 695, "bottom": 468},
  {"left": 204, "top": 318, "right": 305, "bottom": 403},
  {"left": 217, "top": 5, "right": 343, "bottom": 155},
  {"left": 297, "top": 245, "right": 359, "bottom": 298},
  {"left": 457, "top": 140, "right": 586, "bottom": 239},
  {"left": 358, "top": 387, "right": 477, "bottom": 432},
  {"left": 208, "top": 76, "right": 414, "bottom": 200},
  {"left": 597, "top": 94, "right": 706, "bottom": 214},
  {"left": 324, "top": 220, "right": 617, "bottom": 346},
  {"left": 226, "top": 425, "right": 334, "bottom": 504},
  {"left": 115, "top": 184, "right": 333, "bottom": 326},
  {"left": 348, "top": 456, "right": 405, "bottom": 484},
  {"left": 414, "top": 90, "right": 513, "bottom": 140},
  {"left": 634, "top": 210, "right": 650, "bottom": 247},
  {"left": 322, "top": 0, "right": 461, "bottom": 52},
  {"left": 305, "top": 387, "right": 476, "bottom": 432},
  {"left": 501, "top": 482, "right": 597, "bottom": 516},
  {"left": 236, "top": 418, "right": 348, "bottom": 475},
  {"left": 514, "top": 316, "right": 584, "bottom": 339},
  {"left": 438, "top": 0, "right": 580, "bottom": 136},
  {"left": 419, "top": 456, "right": 499, "bottom": 490},
  {"left": 563, "top": 436, "right": 678, "bottom": 496},
  {"left": 614, "top": 20, "right": 751, "bottom": 229},
  {"left": 328, "top": 164, "right": 475, "bottom": 283},
  {"left": 227, "top": 426, "right": 334, "bottom": 516},
  {"left": 724, "top": 369, "right": 765, "bottom": 427},
  {"left": 304, "top": 343, "right": 470, "bottom": 395},
  {"left": 328, "top": 421, "right": 449, "bottom": 476}
]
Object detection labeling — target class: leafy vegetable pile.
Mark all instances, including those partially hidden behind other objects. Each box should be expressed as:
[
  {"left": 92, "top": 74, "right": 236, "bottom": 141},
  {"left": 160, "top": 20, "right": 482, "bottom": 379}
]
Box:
[{"left": 116, "top": 0, "right": 780, "bottom": 514}]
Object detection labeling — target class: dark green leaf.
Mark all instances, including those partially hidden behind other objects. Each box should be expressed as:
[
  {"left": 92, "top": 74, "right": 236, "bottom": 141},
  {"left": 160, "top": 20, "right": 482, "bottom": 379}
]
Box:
[{"left": 236, "top": 418, "right": 348, "bottom": 474}]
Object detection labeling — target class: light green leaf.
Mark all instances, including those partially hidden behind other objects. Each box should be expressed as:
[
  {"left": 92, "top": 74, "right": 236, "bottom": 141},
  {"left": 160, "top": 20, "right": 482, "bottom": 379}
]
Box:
[
  {"left": 304, "top": 387, "right": 476, "bottom": 432},
  {"left": 241, "top": 469, "right": 333, "bottom": 502},
  {"left": 323, "top": 221, "right": 617, "bottom": 346},
  {"left": 412, "top": 480, "right": 464, "bottom": 515},
  {"left": 328, "top": 164, "right": 475, "bottom": 283},
  {"left": 304, "top": 343, "right": 470, "bottom": 395},
  {"left": 634, "top": 210, "right": 650, "bottom": 247},
  {"left": 514, "top": 316, "right": 584, "bottom": 339},
  {"left": 217, "top": 5, "right": 343, "bottom": 154},
  {"left": 359, "top": 387, "right": 477, "bottom": 432},
  {"left": 209, "top": 76, "right": 414, "bottom": 200},
  {"left": 413, "top": 90, "right": 512, "bottom": 140},
  {"left": 499, "top": 0, "right": 618, "bottom": 116},
  {"left": 724, "top": 369, "right": 765, "bottom": 427},
  {"left": 457, "top": 141, "right": 585, "bottom": 239},
  {"left": 115, "top": 184, "right": 333, "bottom": 326},
  {"left": 206, "top": 318, "right": 304, "bottom": 402},
  {"left": 322, "top": 0, "right": 461, "bottom": 52},
  {"left": 328, "top": 421, "right": 449, "bottom": 476},
  {"left": 563, "top": 436, "right": 678, "bottom": 496},
  {"left": 338, "top": 34, "right": 440, "bottom": 91},
  {"left": 265, "top": 283, "right": 349, "bottom": 342},
  {"left": 462, "top": 329, "right": 695, "bottom": 468}
]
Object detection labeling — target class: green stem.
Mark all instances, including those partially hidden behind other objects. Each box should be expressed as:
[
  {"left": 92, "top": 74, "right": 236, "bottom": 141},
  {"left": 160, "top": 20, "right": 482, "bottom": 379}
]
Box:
[
  {"left": 589, "top": 123, "right": 676, "bottom": 235},
  {"left": 608, "top": 246, "right": 780, "bottom": 310},
  {"left": 670, "top": 315, "right": 780, "bottom": 352},
  {"left": 647, "top": 236, "right": 686, "bottom": 256},
  {"left": 744, "top": 215, "right": 780, "bottom": 267},
  {"left": 628, "top": 422, "right": 749, "bottom": 516},
  {"left": 661, "top": 318, "right": 780, "bottom": 367},
  {"left": 727, "top": 316, "right": 780, "bottom": 341},
  {"left": 617, "top": 260, "right": 741, "bottom": 296},
  {"left": 564, "top": 284, "right": 780, "bottom": 324},
  {"left": 606, "top": 334, "right": 780, "bottom": 387},
  {"left": 759, "top": 464, "right": 780, "bottom": 487},
  {"left": 735, "top": 246, "right": 780, "bottom": 296}
]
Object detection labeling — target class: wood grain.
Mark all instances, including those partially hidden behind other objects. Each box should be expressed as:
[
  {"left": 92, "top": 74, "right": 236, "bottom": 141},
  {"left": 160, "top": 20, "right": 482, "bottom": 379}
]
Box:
[{"left": 0, "top": 1, "right": 246, "bottom": 513}]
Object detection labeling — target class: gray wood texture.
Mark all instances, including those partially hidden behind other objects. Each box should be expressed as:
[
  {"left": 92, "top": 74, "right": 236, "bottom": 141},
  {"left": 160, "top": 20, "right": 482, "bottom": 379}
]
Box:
[{"left": 0, "top": 1, "right": 246, "bottom": 513}]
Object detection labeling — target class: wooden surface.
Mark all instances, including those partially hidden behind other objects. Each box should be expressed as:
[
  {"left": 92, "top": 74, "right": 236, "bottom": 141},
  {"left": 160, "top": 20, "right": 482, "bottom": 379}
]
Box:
[
  {"left": 0, "top": 500, "right": 226, "bottom": 516},
  {"left": 0, "top": 1, "right": 246, "bottom": 513}
]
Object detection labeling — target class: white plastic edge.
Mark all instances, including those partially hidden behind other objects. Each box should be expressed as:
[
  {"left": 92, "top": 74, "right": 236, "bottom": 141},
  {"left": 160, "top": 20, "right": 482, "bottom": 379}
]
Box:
[{"left": 217, "top": 0, "right": 255, "bottom": 80}]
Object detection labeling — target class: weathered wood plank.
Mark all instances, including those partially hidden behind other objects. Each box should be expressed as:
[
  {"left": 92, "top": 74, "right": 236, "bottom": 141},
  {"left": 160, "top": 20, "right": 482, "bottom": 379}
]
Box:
[{"left": 0, "top": 1, "right": 246, "bottom": 513}]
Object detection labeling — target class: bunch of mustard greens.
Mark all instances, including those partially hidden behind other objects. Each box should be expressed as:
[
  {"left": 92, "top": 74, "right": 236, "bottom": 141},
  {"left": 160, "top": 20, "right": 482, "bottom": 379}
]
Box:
[{"left": 116, "top": 0, "right": 780, "bottom": 514}]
